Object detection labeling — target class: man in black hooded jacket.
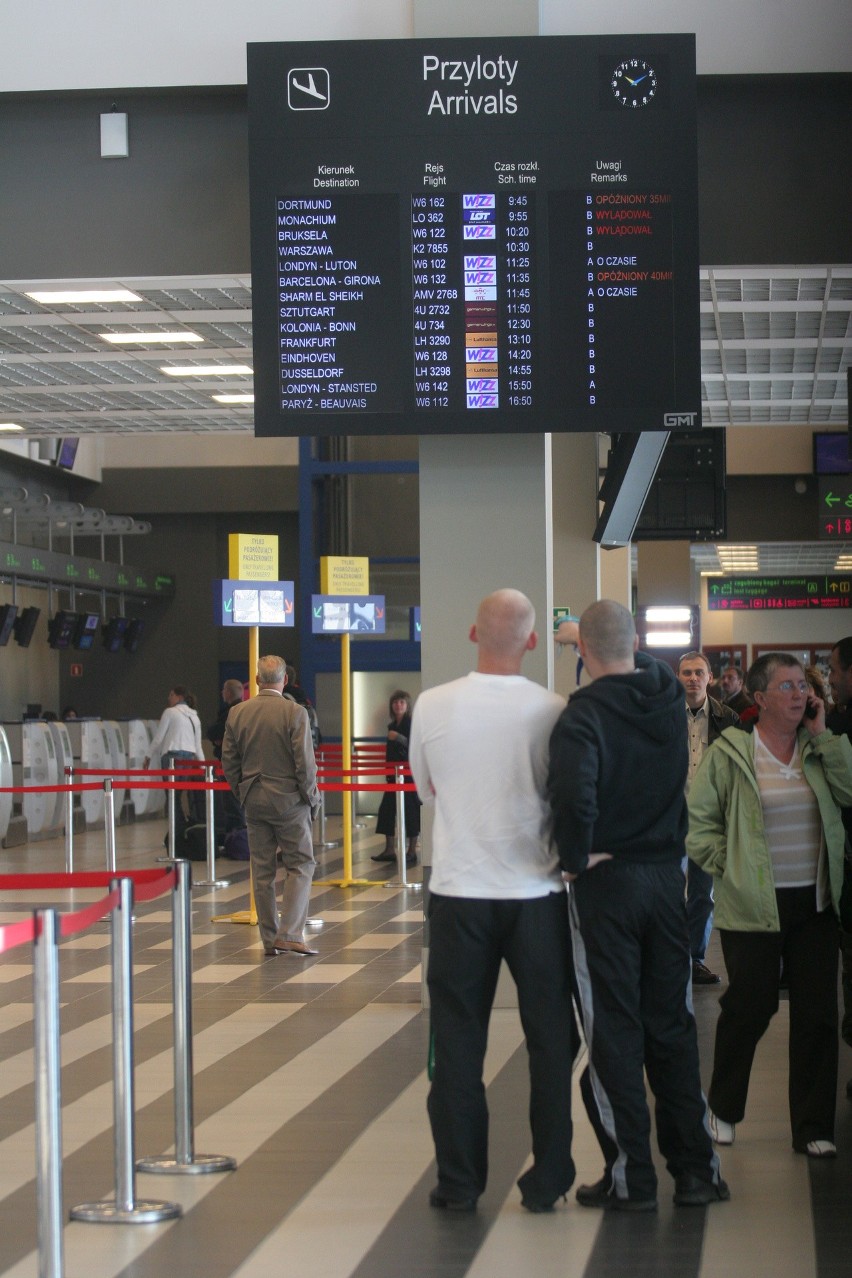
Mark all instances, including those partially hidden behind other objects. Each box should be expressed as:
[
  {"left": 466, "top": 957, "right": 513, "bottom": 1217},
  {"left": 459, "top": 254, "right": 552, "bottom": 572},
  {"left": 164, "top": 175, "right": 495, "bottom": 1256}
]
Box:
[{"left": 547, "top": 600, "right": 728, "bottom": 1212}]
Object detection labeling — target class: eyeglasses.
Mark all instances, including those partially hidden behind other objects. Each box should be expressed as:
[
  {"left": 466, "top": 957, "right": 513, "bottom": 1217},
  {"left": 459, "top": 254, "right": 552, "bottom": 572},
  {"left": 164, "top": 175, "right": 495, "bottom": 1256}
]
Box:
[{"left": 768, "top": 680, "right": 808, "bottom": 694}]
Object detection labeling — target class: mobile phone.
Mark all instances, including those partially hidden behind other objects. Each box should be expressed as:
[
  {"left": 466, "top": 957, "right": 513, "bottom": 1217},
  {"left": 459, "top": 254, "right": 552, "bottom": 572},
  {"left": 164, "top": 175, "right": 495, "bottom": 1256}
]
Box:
[{"left": 804, "top": 702, "right": 818, "bottom": 720}]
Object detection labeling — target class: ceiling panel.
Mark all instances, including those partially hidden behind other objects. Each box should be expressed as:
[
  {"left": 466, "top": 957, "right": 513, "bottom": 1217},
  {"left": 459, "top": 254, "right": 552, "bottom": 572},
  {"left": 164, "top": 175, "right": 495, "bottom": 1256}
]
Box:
[{"left": 0, "top": 267, "right": 848, "bottom": 574}]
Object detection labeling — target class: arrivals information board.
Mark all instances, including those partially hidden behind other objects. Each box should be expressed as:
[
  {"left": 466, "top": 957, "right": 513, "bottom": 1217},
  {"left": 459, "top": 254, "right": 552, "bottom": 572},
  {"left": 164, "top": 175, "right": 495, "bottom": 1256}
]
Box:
[{"left": 247, "top": 35, "right": 699, "bottom": 437}]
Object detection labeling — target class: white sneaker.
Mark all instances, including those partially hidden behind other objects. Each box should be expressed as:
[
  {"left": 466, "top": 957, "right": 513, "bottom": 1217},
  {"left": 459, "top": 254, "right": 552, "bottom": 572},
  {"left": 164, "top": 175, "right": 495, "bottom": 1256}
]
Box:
[
  {"left": 709, "top": 1111, "right": 735, "bottom": 1145},
  {"left": 804, "top": 1140, "right": 836, "bottom": 1158}
]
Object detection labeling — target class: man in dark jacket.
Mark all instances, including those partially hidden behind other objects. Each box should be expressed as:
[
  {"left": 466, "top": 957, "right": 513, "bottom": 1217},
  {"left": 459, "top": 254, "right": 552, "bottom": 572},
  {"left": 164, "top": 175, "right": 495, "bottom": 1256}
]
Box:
[
  {"left": 677, "top": 651, "right": 739, "bottom": 984},
  {"left": 548, "top": 600, "right": 728, "bottom": 1212}
]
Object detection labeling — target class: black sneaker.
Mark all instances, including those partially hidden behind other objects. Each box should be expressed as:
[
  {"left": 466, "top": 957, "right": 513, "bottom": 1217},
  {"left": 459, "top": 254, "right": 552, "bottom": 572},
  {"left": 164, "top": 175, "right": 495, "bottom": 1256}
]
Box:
[
  {"left": 673, "top": 1174, "right": 731, "bottom": 1206},
  {"left": 576, "top": 1174, "right": 613, "bottom": 1208},
  {"left": 692, "top": 961, "right": 721, "bottom": 985}
]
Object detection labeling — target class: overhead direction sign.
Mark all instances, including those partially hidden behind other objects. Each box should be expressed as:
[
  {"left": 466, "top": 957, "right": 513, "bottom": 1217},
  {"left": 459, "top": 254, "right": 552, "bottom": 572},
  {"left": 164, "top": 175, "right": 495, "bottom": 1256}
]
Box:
[{"left": 707, "top": 575, "right": 852, "bottom": 611}]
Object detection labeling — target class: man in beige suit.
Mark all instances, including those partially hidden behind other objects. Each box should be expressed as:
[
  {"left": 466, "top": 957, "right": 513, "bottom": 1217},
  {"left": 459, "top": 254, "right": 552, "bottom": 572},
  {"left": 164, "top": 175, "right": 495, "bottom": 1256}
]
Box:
[{"left": 222, "top": 655, "right": 320, "bottom": 956}]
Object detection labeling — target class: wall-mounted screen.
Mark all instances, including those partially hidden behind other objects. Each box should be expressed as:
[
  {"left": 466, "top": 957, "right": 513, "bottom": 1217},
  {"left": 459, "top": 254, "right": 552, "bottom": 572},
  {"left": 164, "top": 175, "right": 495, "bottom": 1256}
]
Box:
[
  {"left": 13, "top": 607, "right": 40, "bottom": 648},
  {"left": 48, "top": 610, "right": 77, "bottom": 649},
  {"left": 248, "top": 34, "right": 700, "bottom": 437},
  {"left": 73, "top": 612, "right": 101, "bottom": 650}
]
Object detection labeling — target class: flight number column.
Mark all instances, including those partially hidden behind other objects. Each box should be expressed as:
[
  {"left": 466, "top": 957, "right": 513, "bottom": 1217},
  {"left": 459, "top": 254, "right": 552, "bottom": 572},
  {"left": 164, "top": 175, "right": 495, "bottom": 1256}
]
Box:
[{"left": 411, "top": 195, "right": 460, "bottom": 410}]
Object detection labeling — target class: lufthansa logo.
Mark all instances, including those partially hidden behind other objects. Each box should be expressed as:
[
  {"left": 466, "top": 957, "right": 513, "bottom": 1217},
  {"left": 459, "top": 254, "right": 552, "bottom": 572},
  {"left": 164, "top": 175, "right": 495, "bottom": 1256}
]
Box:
[{"left": 663, "top": 412, "right": 698, "bottom": 427}]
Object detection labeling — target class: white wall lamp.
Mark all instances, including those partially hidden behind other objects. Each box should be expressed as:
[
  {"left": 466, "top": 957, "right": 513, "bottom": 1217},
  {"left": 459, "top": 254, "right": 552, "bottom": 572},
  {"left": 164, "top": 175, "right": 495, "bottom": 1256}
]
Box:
[{"left": 100, "top": 105, "right": 129, "bottom": 158}]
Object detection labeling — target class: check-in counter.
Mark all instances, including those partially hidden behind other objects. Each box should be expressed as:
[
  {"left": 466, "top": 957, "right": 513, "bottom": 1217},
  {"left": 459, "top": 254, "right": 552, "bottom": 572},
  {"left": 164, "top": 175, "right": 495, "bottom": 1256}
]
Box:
[
  {"left": 5, "top": 721, "right": 62, "bottom": 838},
  {"left": 118, "top": 719, "right": 162, "bottom": 817}
]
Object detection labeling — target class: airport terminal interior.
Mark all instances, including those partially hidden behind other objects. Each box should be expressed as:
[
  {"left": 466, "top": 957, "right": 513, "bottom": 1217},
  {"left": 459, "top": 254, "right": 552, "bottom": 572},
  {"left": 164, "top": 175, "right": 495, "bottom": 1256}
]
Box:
[
  {"left": 1, "top": 2, "right": 851, "bottom": 1276},
  {"left": 0, "top": 815, "right": 848, "bottom": 1278}
]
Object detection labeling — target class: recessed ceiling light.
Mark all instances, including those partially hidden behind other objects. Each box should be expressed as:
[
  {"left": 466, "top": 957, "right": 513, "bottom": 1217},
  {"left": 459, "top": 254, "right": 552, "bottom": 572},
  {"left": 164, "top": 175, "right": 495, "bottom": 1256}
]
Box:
[
  {"left": 160, "top": 365, "right": 253, "bottom": 377},
  {"left": 25, "top": 289, "right": 143, "bottom": 304},
  {"left": 0, "top": 423, "right": 23, "bottom": 432},
  {"left": 212, "top": 393, "right": 255, "bottom": 404},
  {"left": 99, "top": 331, "right": 203, "bottom": 345}
]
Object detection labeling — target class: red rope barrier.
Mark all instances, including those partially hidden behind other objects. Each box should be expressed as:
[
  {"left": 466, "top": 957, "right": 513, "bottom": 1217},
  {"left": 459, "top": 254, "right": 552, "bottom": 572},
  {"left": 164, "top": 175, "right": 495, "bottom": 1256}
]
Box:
[
  {"left": 59, "top": 887, "right": 121, "bottom": 939},
  {"left": 0, "top": 868, "right": 175, "bottom": 891},
  {"left": 0, "top": 915, "right": 37, "bottom": 955},
  {"left": 318, "top": 781, "right": 418, "bottom": 792}
]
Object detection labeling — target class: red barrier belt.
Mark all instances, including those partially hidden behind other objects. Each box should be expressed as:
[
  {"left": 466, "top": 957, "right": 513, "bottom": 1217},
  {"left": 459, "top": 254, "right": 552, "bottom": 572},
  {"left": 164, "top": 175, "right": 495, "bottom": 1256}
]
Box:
[
  {"left": 0, "top": 915, "right": 37, "bottom": 954},
  {"left": 0, "top": 868, "right": 174, "bottom": 891},
  {"left": 59, "top": 887, "right": 121, "bottom": 939},
  {"left": 318, "top": 782, "right": 418, "bottom": 792}
]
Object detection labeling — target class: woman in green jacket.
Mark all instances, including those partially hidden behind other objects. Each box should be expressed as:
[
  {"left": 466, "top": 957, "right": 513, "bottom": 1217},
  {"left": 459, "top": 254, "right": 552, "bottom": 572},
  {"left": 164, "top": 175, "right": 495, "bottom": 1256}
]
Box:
[{"left": 687, "top": 652, "right": 852, "bottom": 1158}]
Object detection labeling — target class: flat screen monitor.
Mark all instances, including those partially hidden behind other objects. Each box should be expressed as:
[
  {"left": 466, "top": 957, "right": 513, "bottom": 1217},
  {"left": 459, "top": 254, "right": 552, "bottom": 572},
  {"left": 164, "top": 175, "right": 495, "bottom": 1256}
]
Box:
[
  {"left": 55, "top": 437, "right": 79, "bottom": 470},
  {"left": 813, "top": 432, "right": 851, "bottom": 476},
  {"left": 13, "top": 607, "right": 40, "bottom": 648},
  {"left": 123, "top": 618, "right": 144, "bottom": 652},
  {"left": 48, "top": 611, "right": 77, "bottom": 649},
  {"left": 0, "top": 604, "right": 18, "bottom": 647},
  {"left": 73, "top": 612, "right": 101, "bottom": 650},
  {"left": 102, "top": 616, "right": 128, "bottom": 653}
]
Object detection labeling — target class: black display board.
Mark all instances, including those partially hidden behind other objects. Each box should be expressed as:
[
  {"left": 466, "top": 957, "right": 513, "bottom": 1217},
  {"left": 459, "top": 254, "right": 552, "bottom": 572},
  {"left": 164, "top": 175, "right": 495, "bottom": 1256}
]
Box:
[{"left": 248, "top": 35, "right": 699, "bottom": 437}]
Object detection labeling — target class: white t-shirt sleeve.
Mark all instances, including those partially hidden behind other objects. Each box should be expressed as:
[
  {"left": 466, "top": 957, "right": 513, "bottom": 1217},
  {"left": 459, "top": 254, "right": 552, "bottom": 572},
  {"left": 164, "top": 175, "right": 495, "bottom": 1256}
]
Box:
[{"left": 409, "top": 703, "right": 434, "bottom": 803}]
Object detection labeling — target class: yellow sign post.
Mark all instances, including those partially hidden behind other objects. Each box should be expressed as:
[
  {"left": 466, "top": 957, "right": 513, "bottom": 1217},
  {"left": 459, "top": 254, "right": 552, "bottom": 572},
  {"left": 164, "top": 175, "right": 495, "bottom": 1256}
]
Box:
[{"left": 313, "top": 557, "right": 374, "bottom": 888}]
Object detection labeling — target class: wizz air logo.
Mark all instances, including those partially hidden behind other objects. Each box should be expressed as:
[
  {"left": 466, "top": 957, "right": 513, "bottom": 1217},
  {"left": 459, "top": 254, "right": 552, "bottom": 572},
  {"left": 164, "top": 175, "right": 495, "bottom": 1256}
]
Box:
[
  {"left": 466, "top": 378, "right": 498, "bottom": 393},
  {"left": 464, "top": 271, "right": 497, "bottom": 286},
  {"left": 463, "top": 225, "right": 496, "bottom": 239},
  {"left": 463, "top": 194, "right": 495, "bottom": 208},
  {"left": 467, "top": 393, "right": 499, "bottom": 408},
  {"left": 464, "top": 256, "right": 496, "bottom": 270},
  {"left": 466, "top": 348, "right": 498, "bottom": 362}
]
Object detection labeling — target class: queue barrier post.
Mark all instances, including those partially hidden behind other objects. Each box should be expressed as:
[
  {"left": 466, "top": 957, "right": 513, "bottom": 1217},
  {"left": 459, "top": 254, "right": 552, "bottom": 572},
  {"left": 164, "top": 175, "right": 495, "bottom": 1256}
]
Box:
[
  {"left": 138, "top": 860, "right": 236, "bottom": 1176},
  {"left": 64, "top": 767, "right": 74, "bottom": 875},
  {"left": 70, "top": 876, "right": 182, "bottom": 1224},
  {"left": 33, "top": 908, "right": 64, "bottom": 1278},
  {"left": 384, "top": 768, "right": 420, "bottom": 892},
  {"left": 166, "top": 777, "right": 177, "bottom": 860},
  {"left": 193, "top": 766, "right": 229, "bottom": 889},
  {"left": 103, "top": 779, "right": 117, "bottom": 874}
]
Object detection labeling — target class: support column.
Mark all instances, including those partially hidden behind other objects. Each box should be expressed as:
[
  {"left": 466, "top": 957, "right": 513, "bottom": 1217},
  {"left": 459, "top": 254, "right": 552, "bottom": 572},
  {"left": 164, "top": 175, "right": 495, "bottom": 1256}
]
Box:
[{"left": 636, "top": 540, "right": 692, "bottom": 606}]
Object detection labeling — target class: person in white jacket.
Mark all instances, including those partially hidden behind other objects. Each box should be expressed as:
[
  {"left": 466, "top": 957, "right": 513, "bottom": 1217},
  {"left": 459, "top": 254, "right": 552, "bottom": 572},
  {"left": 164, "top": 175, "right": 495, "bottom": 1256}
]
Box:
[{"left": 144, "top": 685, "right": 205, "bottom": 836}]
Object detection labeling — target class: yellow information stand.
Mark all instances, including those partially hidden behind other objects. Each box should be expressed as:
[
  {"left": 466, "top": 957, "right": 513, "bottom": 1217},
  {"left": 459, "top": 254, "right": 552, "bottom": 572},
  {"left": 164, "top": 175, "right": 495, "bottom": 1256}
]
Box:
[{"left": 313, "top": 631, "right": 373, "bottom": 888}]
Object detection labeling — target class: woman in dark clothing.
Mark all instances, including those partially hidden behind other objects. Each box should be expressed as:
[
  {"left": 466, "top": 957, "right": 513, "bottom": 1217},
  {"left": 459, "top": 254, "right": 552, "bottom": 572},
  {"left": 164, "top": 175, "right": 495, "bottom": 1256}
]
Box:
[{"left": 371, "top": 690, "right": 420, "bottom": 866}]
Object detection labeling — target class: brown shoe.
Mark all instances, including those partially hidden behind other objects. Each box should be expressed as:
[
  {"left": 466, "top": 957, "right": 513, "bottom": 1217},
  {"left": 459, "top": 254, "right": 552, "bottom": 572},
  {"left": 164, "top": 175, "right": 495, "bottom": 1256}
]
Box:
[{"left": 265, "top": 940, "right": 318, "bottom": 957}]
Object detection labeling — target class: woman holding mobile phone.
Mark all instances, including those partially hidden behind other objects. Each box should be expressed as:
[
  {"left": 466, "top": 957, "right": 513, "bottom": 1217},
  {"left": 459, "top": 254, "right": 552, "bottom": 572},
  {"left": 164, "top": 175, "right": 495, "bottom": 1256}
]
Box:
[{"left": 687, "top": 652, "right": 852, "bottom": 1158}]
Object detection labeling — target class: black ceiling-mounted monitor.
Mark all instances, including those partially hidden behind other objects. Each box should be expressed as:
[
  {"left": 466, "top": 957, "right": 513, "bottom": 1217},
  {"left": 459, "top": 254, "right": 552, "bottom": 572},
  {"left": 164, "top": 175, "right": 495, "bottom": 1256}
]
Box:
[
  {"left": 247, "top": 34, "right": 700, "bottom": 438},
  {"left": 593, "top": 432, "right": 670, "bottom": 548},
  {"left": 813, "top": 431, "right": 851, "bottom": 476},
  {"left": 102, "top": 616, "right": 128, "bottom": 653},
  {"left": 13, "top": 607, "right": 41, "bottom": 648},
  {"left": 0, "top": 605, "right": 18, "bottom": 647},
  {"left": 123, "top": 618, "right": 144, "bottom": 652},
  {"left": 55, "top": 437, "right": 79, "bottom": 470},
  {"left": 48, "top": 611, "right": 77, "bottom": 650},
  {"left": 72, "top": 612, "right": 101, "bottom": 650}
]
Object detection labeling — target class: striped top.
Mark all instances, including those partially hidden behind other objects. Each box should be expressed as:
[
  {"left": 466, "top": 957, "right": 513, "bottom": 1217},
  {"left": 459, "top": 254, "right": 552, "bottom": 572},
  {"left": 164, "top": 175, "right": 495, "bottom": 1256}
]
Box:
[{"left": 754, "top": 728, "right": 821, "bottom": 887}]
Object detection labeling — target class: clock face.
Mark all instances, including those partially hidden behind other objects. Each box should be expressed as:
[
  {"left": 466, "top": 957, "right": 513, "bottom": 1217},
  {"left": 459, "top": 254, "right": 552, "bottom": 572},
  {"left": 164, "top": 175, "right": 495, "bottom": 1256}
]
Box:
[{"left": 611, "top": 59, "right": 657, "bottom": 108}]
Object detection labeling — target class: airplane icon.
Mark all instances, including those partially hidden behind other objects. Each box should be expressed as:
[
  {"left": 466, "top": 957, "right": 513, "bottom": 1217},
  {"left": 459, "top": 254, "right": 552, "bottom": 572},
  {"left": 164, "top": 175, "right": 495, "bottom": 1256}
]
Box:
[{"left": 288, "top": 67, "right": 330, "bottom": 110}]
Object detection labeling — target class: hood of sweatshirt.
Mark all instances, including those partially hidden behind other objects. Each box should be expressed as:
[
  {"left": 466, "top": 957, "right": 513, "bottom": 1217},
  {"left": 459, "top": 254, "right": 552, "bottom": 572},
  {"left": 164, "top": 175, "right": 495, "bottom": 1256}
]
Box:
[{"left": 568, "top": 648, "right": 684, "bottom": 745}]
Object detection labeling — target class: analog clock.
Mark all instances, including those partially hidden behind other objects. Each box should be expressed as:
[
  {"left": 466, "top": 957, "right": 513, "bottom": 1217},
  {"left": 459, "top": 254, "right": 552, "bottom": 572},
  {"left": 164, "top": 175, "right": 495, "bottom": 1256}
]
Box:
[{"left": 611, "top": 59, "right": 657, "bottom": 108}]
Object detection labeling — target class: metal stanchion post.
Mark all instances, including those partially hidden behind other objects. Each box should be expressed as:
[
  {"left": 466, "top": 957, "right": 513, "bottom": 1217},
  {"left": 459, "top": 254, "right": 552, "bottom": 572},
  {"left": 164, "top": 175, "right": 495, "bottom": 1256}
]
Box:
[
  {"left": 166, "top": 777, "right": 177, "bottom": 860},
  {"left": 64, "top": 766, "right": 74, "bottom": 875},
  {"left": 317, "top": 789, "right": 339, "bottom": 849},
  {"left": 193, "top": 764, "right": 229, "bottom": 889},
  {"left": 33, "top": 908, "right": 64, "bottom": 1278},
  {"left": 71, "top": 877, "right": 181, "bottom": 1224},
  {"left": 103, "top": 779, "right": 116, "bottom": 873},
  {"left": 138, "top": 861, "right": 236, "bottom": 1176},
  {"left": 385, "top": 768, "right": 421, "bottom": 892}
]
